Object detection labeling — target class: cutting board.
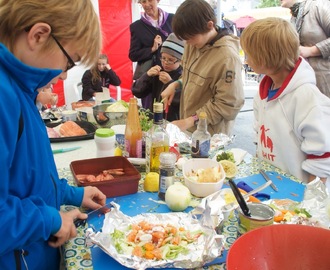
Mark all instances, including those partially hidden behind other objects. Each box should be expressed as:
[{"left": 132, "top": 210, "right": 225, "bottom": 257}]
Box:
[
  {"left": 231, "top": 172, "right": 306, "bottom": 202},
  {"left": 89, "top": 192, "right": 225, "bottom": 270}
]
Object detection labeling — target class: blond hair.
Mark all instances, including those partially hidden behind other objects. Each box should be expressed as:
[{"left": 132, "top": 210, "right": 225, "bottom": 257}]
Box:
[
  {"left": 0, "top": 0, "right": 102, "bottom": 66},
  {"left": 91, "top": 54, "right": 108, "bottom": 84},
  {"left": 240, "top": 17, "right": 299, "bottom": 72}
]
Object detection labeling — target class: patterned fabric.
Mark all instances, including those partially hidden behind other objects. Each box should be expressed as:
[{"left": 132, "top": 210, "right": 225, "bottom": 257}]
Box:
[
  {"left": 61, "top": 156, "right": 300, "bottom": 269},
  {"left": 141, "top": 8, "right": 170, "bottom": 37}
]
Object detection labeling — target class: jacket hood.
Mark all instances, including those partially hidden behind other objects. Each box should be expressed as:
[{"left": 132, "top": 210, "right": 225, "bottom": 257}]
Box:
[
  {"left": 0, "top": 43, "right": 62, "bottom": 98},
  {"left": 259, "top": 57, "right": 317, "bottom": 100},
  {"left": 201, "top": 33, "right": 240, "bottom": 53}
]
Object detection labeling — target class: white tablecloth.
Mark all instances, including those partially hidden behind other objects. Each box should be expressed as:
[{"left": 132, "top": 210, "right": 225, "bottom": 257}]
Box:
[{"left": 51, "top": 139, "right": 97, "bottom": 169}]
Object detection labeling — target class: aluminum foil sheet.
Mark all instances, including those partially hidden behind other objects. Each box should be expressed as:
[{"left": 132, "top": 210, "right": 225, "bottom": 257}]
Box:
[
  {"left": 166, "top": 123, "right": 191, "bottom": 146},
  {"left": 86, "top": 202, "right": 225, "bottom": 269}
]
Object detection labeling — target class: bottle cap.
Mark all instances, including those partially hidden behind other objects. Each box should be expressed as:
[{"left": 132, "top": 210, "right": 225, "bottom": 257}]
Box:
[
  {"left": 199, "top": 111, "right": 207, "bottom": 119},
  {"left": 95, "top": 128, "right": 115, "bottom": 137},
  {"left": 159, "top": 152, "right": 177, "bottom": 166},
  {"left": 153, "top": 102, "right": 164, "bottom": 113}
]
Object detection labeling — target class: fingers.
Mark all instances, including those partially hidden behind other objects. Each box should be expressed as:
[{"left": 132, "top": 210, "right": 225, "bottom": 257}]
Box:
[
  {"left": 48, "top": 209, "right": 86, "bottom": 248},
  {"left": 82, "top": 186, "right": 107, "bottom": 210}
]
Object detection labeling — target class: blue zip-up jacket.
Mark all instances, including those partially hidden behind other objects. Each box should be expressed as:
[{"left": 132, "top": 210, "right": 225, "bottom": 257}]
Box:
[{"left": 0, "top": 43, "right": 84, "bottom": 269}]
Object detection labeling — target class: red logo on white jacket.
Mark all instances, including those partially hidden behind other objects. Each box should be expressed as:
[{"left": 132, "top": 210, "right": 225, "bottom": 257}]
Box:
[{"left": 260, "top": 125, "right": 275, "bottom": 161}]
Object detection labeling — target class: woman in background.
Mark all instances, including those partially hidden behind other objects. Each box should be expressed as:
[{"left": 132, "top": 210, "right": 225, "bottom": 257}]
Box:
[
  {"left": 81, "top": 54, "right": 121, "bottom": 101},
  {"left": 281, "top": 0, "right": 330, "bottom": 97},
  {"left": 129, "top": 0, "right": 174, "bottom": 109}
]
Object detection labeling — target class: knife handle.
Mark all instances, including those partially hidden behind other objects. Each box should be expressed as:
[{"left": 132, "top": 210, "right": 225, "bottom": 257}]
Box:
[{"left": 48, "top": 218, "right": 87, "bottom": 242}]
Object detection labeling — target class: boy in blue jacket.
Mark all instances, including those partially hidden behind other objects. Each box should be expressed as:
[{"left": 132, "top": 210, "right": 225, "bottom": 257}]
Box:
[{"left": 0, "top": 1, "right": 107, "bottom": 269}]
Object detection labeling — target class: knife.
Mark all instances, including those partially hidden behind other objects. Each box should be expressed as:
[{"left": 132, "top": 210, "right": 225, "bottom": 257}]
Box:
[
  {"left": 52, "top": 146, "right": 81, "bottom": 154},
  {"left": 75, "top": 202, "right": 113, "bottom": 228},
  {"left": 260, "top": 170, "right": 278, "bottom": 192},
  {"left": 48, "top": 203, "right": 112, "bottom": 242},
  {"left": 236, "top": 181, "right": 270, "bottom": 200}
]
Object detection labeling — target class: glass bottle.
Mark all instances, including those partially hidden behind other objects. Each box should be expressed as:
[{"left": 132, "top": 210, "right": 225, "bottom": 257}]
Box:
[
  {"left": 158, "top": 152, "right": 177, "bottom": 200},
  {"left": 191, "top": 111, "right": 211, "bottom": 158},
  {"left": 124, "top": 98, "right": 142, "bottom": 158},
  {"left": 145, "top": 102, "right": 169, "bottom": 173}
]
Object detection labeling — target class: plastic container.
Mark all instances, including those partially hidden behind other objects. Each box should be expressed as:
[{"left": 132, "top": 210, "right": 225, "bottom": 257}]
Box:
[
  {"left": 62, "top": 110, "right": 77, "bottom": 121},
  {"left": 94, "top": 128, "right": 116, "bottom": 157},
  {"left": 182, "top": 158, "right": 225, "bottom": 197},
  {"left": 70, "top": 156, "right": 141, "bottom": 197},
  {"left": 227, "top": 224, "right": 330, "bottom": 270}
]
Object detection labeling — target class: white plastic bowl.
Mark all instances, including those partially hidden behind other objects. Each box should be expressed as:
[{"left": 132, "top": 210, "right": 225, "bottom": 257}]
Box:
[{"left": 182, "top": 158, "right": 225, "bottom": 197}]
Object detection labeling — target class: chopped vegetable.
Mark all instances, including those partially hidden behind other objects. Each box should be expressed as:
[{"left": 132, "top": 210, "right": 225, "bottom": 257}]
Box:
[
  {"left": 105, "top": 100, "right": 129, "bottom": 112},
  {"left": 110, "top": 221, "right": 203, "bottom": 260},
  {"left": 216, "top": 151, "right": 235, "bottom": 163}
]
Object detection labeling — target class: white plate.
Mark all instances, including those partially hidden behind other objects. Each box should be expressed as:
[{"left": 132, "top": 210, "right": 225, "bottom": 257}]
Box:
[{"left": 212, "top": 148, "right": 248, "bottom": 165}]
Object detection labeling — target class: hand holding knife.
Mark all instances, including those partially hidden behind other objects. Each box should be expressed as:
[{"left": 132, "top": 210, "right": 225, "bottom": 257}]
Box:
[{"left": 48, "top": 202, "right": 112, "bottom": 242}]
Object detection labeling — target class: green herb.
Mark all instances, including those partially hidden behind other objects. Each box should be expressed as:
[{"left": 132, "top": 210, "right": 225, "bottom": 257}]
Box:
[
  {"left": 216, "top": 151, "right": 235, "bottom": 163},
  {"left": 139, "top": 108, "right": 153, "bottom": 132}
]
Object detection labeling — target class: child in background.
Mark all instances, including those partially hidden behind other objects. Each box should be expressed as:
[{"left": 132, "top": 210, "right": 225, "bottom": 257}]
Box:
[
  {"left": 240, "top": 17, "right": 330, "bottom": 183},
  {"left": 82, "top": 54, "right": 121, "bottom": 101},
  {"left": 161, "top": 0, "right": 244, "bottom": 136},
  {"left": 132, "top": 33, "right": 184, "bottom": 121}
]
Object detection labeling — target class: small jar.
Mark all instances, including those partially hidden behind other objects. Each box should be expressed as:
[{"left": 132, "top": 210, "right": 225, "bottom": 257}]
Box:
[
  {"left": 158, "top": 152, "right": 177, "bottom": 200},
  {"left": 94, "top": 128, "right": 116, "bottom": 157}
]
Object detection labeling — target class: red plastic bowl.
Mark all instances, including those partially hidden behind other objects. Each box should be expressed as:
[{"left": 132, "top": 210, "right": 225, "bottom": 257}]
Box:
[{"left": 227, "top": 224, "right": 330, "bottom": 270}]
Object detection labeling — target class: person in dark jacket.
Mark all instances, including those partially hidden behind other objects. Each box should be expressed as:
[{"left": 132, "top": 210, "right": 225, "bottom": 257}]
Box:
[
  {"left": 129, "top": 0, "right": 174, "bottom": 109},
  {"left": 81, "top": 54, "right": 121, "bottom": 101},
  {"left": 132, "top": 33, "right": 184, "bottom": 121}
]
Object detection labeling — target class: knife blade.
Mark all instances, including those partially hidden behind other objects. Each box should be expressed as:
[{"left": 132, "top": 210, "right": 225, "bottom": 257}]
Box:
[
  {"left": 75, "top": 202, "right": 113, "bottom": 228},
  {"left": 260, "top": 170, "right": 278, "bottom": 192},
  {"left": 52, "top": 146, "right": 81, "bottom": 154}
]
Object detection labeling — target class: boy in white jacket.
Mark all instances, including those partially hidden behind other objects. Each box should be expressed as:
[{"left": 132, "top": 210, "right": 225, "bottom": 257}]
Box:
[{"left": 240, "top": 17, "right": 330, "bottom": 184}]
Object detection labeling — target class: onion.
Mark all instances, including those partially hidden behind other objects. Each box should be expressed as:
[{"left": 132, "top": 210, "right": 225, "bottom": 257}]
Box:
[{"left": 165, "top": 182, "right": 191, "bottom": 212}]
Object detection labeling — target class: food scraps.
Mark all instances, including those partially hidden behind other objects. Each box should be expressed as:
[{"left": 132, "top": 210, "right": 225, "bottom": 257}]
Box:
[
  {"left": 76, "top": 168, "right": 124, "bottom": 183},
  {"left": 186, "top": 167, "right": 224, "bottom": 183}
]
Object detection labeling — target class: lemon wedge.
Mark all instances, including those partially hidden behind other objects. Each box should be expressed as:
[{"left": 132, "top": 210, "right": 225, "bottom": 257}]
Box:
[
  {"left": 144, "top": 172, "right": 159, "bottom": 192},
  {"left": 219, "top": 160, "right": 238, "bottom": 178}
]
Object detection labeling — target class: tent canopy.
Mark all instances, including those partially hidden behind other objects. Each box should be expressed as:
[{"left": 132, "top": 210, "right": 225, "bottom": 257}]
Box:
[{"left": 234, "top": 15, "right": 256, "bottom": 29}]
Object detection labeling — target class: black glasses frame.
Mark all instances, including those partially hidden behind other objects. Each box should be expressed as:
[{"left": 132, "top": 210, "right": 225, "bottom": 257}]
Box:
[
  {"left": 50, "top": 34, "right": 76, "bottom": 72},
  {"left": 160, "top": 57, "right": 179, "bottom": 65}
]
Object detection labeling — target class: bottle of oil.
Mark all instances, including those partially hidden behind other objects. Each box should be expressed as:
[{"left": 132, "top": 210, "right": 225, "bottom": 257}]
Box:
[
  {"left": 145, "top": 102, "right": 169, "bottom": 173},
  {"left": 124, "top": 98, "right": 142, "bottom": 158},
  {"left": 191, "top": 111, "right": 211, "bottom": 158}
]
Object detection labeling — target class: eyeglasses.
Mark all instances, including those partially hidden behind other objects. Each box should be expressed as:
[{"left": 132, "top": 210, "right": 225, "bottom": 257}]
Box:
[
  {"left": 50, "top": 34, "right": 76, "bottom": 72},
  {"left": 160, "top": 57, "right": 179, "bottom": 65}
]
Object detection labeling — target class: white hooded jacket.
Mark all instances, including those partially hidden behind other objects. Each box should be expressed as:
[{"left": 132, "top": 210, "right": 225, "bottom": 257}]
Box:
[{"left": 254, "top": 57, "right": 330, "bottom": 183}]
